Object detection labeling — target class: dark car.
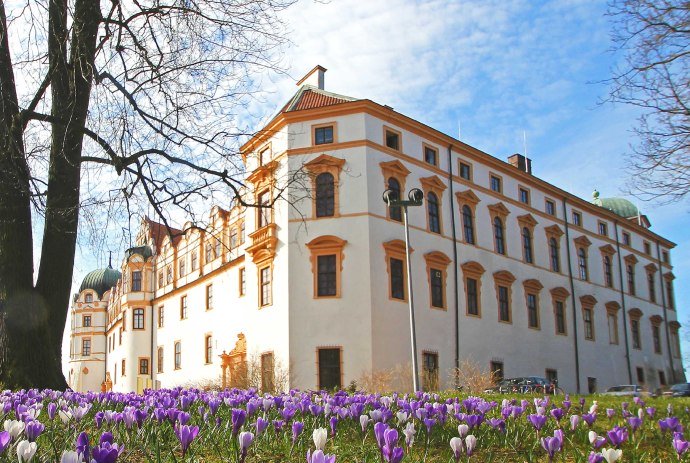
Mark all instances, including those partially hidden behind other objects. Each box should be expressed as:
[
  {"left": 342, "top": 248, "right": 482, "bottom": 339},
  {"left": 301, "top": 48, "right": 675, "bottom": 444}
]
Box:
[
  {"left": 668, "top": 383, "right": 690, "bottom": 397},
  {"left": 485, "top": 376, "right": 556, "bottom": 394}
]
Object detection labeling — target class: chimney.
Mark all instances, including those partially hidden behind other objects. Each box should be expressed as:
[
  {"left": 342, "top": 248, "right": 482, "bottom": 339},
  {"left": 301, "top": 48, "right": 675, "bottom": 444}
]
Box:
[
  {"left": 507, "top": 153, "right": 532, "bottom": 174},
  {"left": 296, "top": 65, "right": 326, "bottom": 90}
]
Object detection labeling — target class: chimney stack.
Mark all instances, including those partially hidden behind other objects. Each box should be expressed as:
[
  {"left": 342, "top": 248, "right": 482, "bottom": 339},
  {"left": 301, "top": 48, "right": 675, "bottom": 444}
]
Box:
[
  {"left": 507, "top": 153, "right": 532, "bottom": 174},
  {"left": 296, "top": 65, "right": 327, "bottom": 90}
]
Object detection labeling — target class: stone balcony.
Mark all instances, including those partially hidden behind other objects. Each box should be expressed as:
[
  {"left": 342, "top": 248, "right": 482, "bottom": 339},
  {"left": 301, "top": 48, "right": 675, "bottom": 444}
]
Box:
[{"left": 245, "top": 223, "right": 278, "bottom": 263}]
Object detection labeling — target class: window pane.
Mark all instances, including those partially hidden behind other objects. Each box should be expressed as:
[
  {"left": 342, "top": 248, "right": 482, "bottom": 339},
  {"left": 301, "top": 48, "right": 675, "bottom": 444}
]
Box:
[
  {"left": 427, "top": 192, "right": 440, "bottom": 233},
  {"left": 390, "top": 258, "right": 405, "bottom": 300},
  {"left": 498, "top": 286, "right": 510, "bottom": 322},
  {"left": 317, "top": 254, "right": 337, "bottom": 296},
  {"left": 462, "top": 206, "right": 474, "bottom": 244},
  {"left": 318, "top": 348, "right": 341, "bottom": 390},
  {"left": 466, "top": 278, "right": 478, "bottom": 315},
  {"left": 430, "top": 268, "right": 444, "bottom": 308},
  {"left": 387, "top": 178, "right": 402, "bottom": 222},
  {"left": 422, "top": 352, "right": 439, "bottom": 391},
  {"left": 315, "top": 126, "right": 334, "bottom": 145},
  {"left": 385, "top": 131, "right": 400, "bottom": 150},
  {"left": 315, "top": 173, "right": 335, "bottom": 217}
]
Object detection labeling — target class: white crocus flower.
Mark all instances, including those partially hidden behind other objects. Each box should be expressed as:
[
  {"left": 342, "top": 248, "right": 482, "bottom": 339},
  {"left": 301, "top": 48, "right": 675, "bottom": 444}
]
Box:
[
  {"left": 396, "top": 411, "right": 408, "bottom": 425},
  {"left": 58, "top": 410, "right": 72, "bottom": 424},
  {"left": 312, "top": 427, "right": 327, "bottom": 451},
  {"left": 588, "top": 431, "right": 599, "bottom": 444},
  {"left": 638, "top": 408, "right": 644, "bottom": 420},
  {"left": 450, "top": 436, "right": 464, "bottom": 454},
  {"left": 60, "top": 450, "right": 80, "bottom": 463},
  {"left": 458, "top": 424, "right": 469, "bottom": 437},
  {"left": 4, "top": 420, "right": 24, "bottom": 440},
  {"left": 601, "top": 448, "right": 623, "bottom": 463},
  {"left": 403, "top": 422, "right": 416, "bottom": 447},
  {"left": 16, "top": 440, "right": 37, "bottom": 463}
]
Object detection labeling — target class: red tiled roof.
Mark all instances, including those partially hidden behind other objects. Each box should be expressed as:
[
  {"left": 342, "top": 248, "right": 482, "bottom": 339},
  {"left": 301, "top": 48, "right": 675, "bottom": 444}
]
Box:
[
  {"left": 291, "top": 90, "right": 351, "bottom": 111},
  {"left": 145, "top": 218, "right": 182, "bottom": 247}
]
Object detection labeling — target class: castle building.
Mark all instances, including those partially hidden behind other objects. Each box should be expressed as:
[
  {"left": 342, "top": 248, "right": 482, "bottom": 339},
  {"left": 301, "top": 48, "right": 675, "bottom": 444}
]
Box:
[{"left": 66, "top": 66, "right": 683, "bottom": 394}]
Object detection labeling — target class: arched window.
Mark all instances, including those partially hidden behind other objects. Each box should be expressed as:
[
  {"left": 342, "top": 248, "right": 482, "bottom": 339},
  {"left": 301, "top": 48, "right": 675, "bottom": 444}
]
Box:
[
  {"left": 387, "top": 177, "right": 402, "bottom": 222},
  {"left": 315, "top": 172, "right": 335, "bottom": 217},
  {"left": 462, "top": 205, "right": 474, "bottom": 244},
  {"left": 427, "top": 192, "right": 440, "bottom": 233},
  {"left": 522, "top": 227, "right": 533, "bottom": 263},
  {"left": 494, "top": 217, "right": 505, "bottom": 255},
  {"left": 578, "top": 248, "right": 588, "bottom": 280},
  {"left": 604, "top": 256, "right": 613, "bottom": 287},
  {"left": 174, "top": 342, "right": 182, "bottom": 370},
  {"left": 549, "top": 238, "right": 560, "bottom": 272}
]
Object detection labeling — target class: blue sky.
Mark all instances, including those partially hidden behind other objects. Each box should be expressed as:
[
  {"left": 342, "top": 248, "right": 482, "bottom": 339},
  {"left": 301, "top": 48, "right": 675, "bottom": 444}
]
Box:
[{"left": 67, "top": 0, "right": 690, "bottom": 373}]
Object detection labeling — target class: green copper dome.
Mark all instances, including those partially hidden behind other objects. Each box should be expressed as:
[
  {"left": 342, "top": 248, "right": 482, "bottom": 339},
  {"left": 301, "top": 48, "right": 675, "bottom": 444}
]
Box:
[
  {"left": 592, "top": 190, "right": 640, "bottom": 219},
  {"left": 79, "top": 267, "right": 121, "bottom": 299}
]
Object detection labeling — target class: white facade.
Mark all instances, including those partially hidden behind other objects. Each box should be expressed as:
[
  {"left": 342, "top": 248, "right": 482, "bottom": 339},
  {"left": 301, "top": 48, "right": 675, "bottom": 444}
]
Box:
[{"left": 67, "top": 67, "right": 684, "bottom": 394}]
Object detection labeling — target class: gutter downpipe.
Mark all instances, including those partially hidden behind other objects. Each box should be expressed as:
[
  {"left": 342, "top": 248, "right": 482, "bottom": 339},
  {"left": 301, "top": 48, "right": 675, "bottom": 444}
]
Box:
[
  {"left": 614, "top": 221, "right": 634, "bottom": 384},
  {"left": 561, "top": 197, "right": 581, "bottom": 394},
  {"left": 655, "top": 240, "right": 675, "bottom": 383},
  {"left": 447, "top": 145, "right": 461, "bottom": 386}
]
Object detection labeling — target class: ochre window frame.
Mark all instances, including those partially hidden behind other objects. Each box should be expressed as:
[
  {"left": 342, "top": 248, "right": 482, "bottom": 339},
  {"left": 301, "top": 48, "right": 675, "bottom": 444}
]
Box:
[
  {"left": 545, "top": 225, "right": 564, "bottom": 273},
  {"left": 650, "top": 315, "right": 663, "bottom": 354},
  {"left": 517, "top": 214, "right": 538, "bottom": 265},
  {"left": 380, "top": 160, "right": 411, "bottom": 222},
  {"left": 550, "top": 287, "right": 570, "bottom": 336},
  {"left": 493, "top": 270, "right": 516, "bottom": 324},
  {"left": 312, "top": 121, "right": 338, "bottom": 146},
  {"left": 524, "top": 279, "right": 543, "bottom": 330},
  {"left": 580, "top": 295, "right": 597, "bottom": 341},
  {"left": 157, "top": 346, "right": 164, "bottom": 373},
  {"left": 574, "top": 235, "right": 592, "bottom": 281},
  {"left": 664, "top": 272, "right": 675, "bottom": 310},
  {"left": 458, "top": 160, "right": 472, "bottom": 181},
  {"left": 383, "top": 239, "right": 410, "bottom": 302},
  {"left": 383, "top": 126, "right": 403, "bottom": 152},
  {"left": 605, "top": 301, "right": 620, "bottom": 345},
  {"left": 645, "top": 263, "right": 658, "bottom": 303},
  {"left": 258, "top": 263, "right": 273, "bottom": 308},
  {"left": 456, "top": 190, "right": 480, "bottom": 245},
  {"left": 600, "top": 244, "right": 616, "bottom": 288},
  {"left": 488, "top": 202, "right": 510, "bottom": 255},
  {"left": 461, "top": 261, "right": 485, "bottom": 318},
  {"left": 624, "top": 254, "right": 638, "bottom": 296},
  {"left": 629, "top": 308, "right": 643, "bottom": 350},
  {"left": 316, "top": 345, "right": 344, "bottom": 390},
  {"left": 133, "top": 308, "right": 145, "bottom": 330},
  {"left": 424, "top": 251, "right": 451, "bottom": 310},
  {"left": 420, "top": 176, "right": 447, "bottom": 235},
  {"left": 138, "top": 357, "right": 150, "bottom": 375},
  {"left": 669, "top": 321, "right": 681, "bottom": 358},
  {"left": 306, "top": 235, "right": 347, "bottom": 299},
  {"left": 205, "top": 333, "right": 213, "bottom": 364},
  {"left": 518, "top": 185, "right": 531, "bottom": 205},
  {"left": 174, "top": 340, "right": 182, "bottom": 370},
  {"left": 489, "top": 172, "right": 503, "bottom": 194},
  {"left": 305, "top": 154, "right": 346, "bottom": 219},
  {"left": 422, "top": 142, "right": 439, "bottom": 166},
  {"left": 544, "top": 198, "right": 556, "bottom": 216}
]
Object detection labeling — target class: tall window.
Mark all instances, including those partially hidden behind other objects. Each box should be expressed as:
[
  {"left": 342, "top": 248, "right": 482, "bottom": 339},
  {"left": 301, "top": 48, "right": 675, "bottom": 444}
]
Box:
[
  {"left": 422, "top": 352, "right": 439, "bottom": 391},
  {"left": 387, "top": 177, "right": 402, "bottom": 222},
  {"left": 648, "top": 272, "right": 656, "bottom": 303},
  {"left": 139, "top": 358, "right": 149, "bottom": 375},
  {"left": 519, "top": 188, "right": 530, "bottom": 204},
  {"left": 598, "top": 222, "right": 608, "bottom": 236},
  {"left": 549, "top": 238, "right": 560, "bottom": 272},
  {"left": 240, "top": 221, "right": 246, "bottom": 244},
  {"left": 118, "top": 328, "right": 122, "bottom": 345},
  {"left": 315, "top": 172, "right": 335, "bottom": 217},
  {"left": 430, "top": 268, "right": 444, "bottom": 308},
  {"left": 82, "top": 339, "right": 91, "bottom": 356},
  {"left": 527, "top": 294, "right": 539, "bottom": 328},
  {"left": 157, "top": 347, "right": 164, "bottom": 373},
  {"left": 545, "top": 200, "right": 556, "bottom": 216},
  {"left": 261, "top": 352, "right": 275, "bottom": 393},
  {"left": 230, "top": 228, "right": 238, "bottom": 249},
  {"left": 608, "top": 312, "right": 619, "bottom": 344},
  {"left": 583, "top": 308, "right": 594, "bottom": 340},
  {"left": 555, "top": 301, "right": 566, "bottom": 334},
  {"left": 214, "top": 238, "right": 221, "bottom": 259},
  {"left": 466, "top": 278, "right": 479, "bottom": 316},
  {"left": 205, "top": 243, "right": 213, "bottom": 263},
  {"left": 121, "top": 359, "right": 126, "bottom": 376},
  {"left": 205, "top": 335, "right": 213, "bottom": 364},
  {"left": 493, "top": 217, "right": 505, "bottom": 255},
  {"left": 317, "top": 255, "right": 337, "bottom": 297},
  {"left": 314, "top": 126, "right": 334, "bottom": 145},
  {"left": 572, "top": 211, "right": 582, "bottom": 226},
  {"left": 667, "top": 280, "right": 675, "bottom": 309},
  {"left": 459, "top": 162, "right": 471, "bottom": 180},
  {"left": 390, "top": 258, "right": 405, "bottom": 300},
  {"left": 622, "top": 232, "right": 631, "bottom": 246},
  {"left": 522, "top": 227, "right": 533, "bottom": 263},
  {"left": 180, "top": 296, "right": 188, "bottom": 319},
  {"left": 462, "top": 205, "right": 475, "bottom": 244},
  {"left": 179, "top": 257, "right": 186, "bottom": 277},
  {"left": 174, "top": 342, "right": 182, "bottom": 369},
  {"left": 578, "top": 248, "right": 588, "bottom": 280},
  {"left": 158, "top": 306, "right": 164, "bottom": 328},
  {"left": 490, "top": 175, "right": 502, "bottom": 193},
  {"left": 631, "top": 319, "right": 641, "bottom": 349},
  {"left": 427, "top": 192, "right": 440, "bottom": 233},
  {"left": 206, "top": 284, "right": 213, "bottom": 310},
  {"left": 82, "top": 315, "right": 92, "bottom": 328},
  {"left": 191, "top": 251, "right": 197, "bottom": 271},
  {"left": 258, "top": 191, "right": 271, "bottom": 228},
  {"left": 260, "top": 267, "right": 271, "bottom": 306},
  {"left": 318, "top": 348, "right": 341, "bottom": 390},
  {"left": 627, "top": 265, "right": 636, "bottom": 295},
  {"left": 133, "top": 308, "right": 144, "bottom": 330},
  {"left": 652, "top": 324, "right": 661, "bottom": 354},
  {"left": 158, "top": 271, "right": 164, "bottom": 289},
  {"left": 166, "top": 265, "right": 172, "bottom": 284},
  {"left": 239, "top": 267, "right": 246, "bottom": 296},
  {"left": 424, "top": 146, "right": 438, "bottom": 165},
  {"left": 131, "top": 271, "right": 142, "bottom": 291},
  {"left": 498, "top": 286, "right": 510, "bottom": 322},
  {"left": 604, "top": 256, "right": 613, "bottom": 287}
]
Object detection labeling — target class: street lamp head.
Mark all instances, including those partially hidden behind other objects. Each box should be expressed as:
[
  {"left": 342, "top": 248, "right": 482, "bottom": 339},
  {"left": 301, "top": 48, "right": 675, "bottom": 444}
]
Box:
[
  {"left": 408, "top": 188, "right": 424, "bottom": 205},
  {"left": 382, "top": 188, "right": 399, "bottom": 205}
]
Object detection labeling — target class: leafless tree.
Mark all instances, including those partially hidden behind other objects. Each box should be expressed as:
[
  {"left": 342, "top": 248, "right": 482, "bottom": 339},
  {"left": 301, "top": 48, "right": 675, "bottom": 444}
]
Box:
[
  {"left": 0, "top": 0, "right": 296, "bottom": 389},
  {"left": 607, "top": 0, "right": 690, "bottom": 202}
]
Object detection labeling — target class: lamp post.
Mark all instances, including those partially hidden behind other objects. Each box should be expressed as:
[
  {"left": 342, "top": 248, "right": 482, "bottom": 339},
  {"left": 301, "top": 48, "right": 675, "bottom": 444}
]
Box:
[{"left": 383, "top": 187, "right": 424, "bottom": 392}]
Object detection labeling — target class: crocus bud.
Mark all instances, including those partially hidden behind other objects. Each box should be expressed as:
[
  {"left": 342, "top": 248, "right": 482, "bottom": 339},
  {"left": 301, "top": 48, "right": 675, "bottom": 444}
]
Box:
[
  {"left": 16, "top": 440, "right": 37, "bottom": 463},
  {"left": 465, "top": 435, "right": 477, "bottom": 456},
  {"left": 450, "top": 437, "right": 463, "bottom": 462},
  {"left": 313, "top": 427, "right": 327, "bottom": 451},
  {"left": 458, "top": 424, "right": 469, "bottom": 437},
  {"left": 601, "top": 448, "right": 623, "bottom": 463}
]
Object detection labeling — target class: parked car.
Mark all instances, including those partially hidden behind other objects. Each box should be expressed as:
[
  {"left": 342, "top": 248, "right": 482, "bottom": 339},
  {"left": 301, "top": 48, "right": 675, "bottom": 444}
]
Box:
[
  {"left": 666, "top": 383, "right": 690, "bottom": 397},
  {"left": 484, "top": 376, "right": 558, "bottom": 394},
  {"left": 601, "top": 385, "right": 649, "bottom": 397}
]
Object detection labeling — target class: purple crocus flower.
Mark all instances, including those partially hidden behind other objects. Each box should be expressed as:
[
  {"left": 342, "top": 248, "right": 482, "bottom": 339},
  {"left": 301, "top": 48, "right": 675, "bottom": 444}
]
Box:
[
  {"left": 91, "top": 434, "right": 123, "bottom": 463},
  {"left": 76, "top": 432, "right": 90, "bottom": 462},
  {"left": 582, "top": 413, "right": 597, "bottom": 427},
  {"left": 550, "top": 408, "right": 564, "bottom": 422},
  {"left": 607, "top": 426, "right": 628, "bottom": 448},
  {"left": 174, "top": 424, "right": 199, "bottom": 457},
  {"left": 273, "top": 419, "right": 285, "bottom": 432},
  {"left": 232, "top": 409, "right": 247, "bottom": 436},
  {"left": 487, "top": 418, "right": 506, "bottom": 433},
  {"left": 238, "top": 431, "right": 254, "bottom": 463},
  {"left": 423, "top": 418, "right": 436, "bottom": 435},
  {"left": 588, "top": 451, "right": 605, "bottom": 463},
  {"left": 329, "top": 416, "right": 338, "bottom": 437},
  {"left": 570, "top": 415, "right": 581, "bottom": 431},
  {"left": 24, "top": 421, "right": 44, "bottom": 442},
  {"left": 627, "top": 416, "right": 642, "bottom": 432},
  {"left": 255, "top": 417, "right": 269, "bottom": 436},
  {"left": 374, "top": 422, "right": 387, "bottom": 451},
  {"left": 47, "top": 403, "right": 57, "bottom": 420},
  {"left": 541, "top": 434, "right": 562, "bottom": 461},
  {"left": 660, "top": 417, "right": 683, "bottom": 433},
  {"left": 527, "top": 414, "right": 548, "bottom": 431},
  {"left": 606, "top": 409, "right": 615, "bottom": 420},
  {"left": 646, "top": 407, "right": 656, "bottom": 418},
  {"left": 306, "top": 449, "right": 336, "bottom": 463},
  {"left": 673, "top": 436, "right": 690, "bottom": 459},
  {"left": 0, "top": 431, "right": 10, "bottom": 455},
  {"left": 292, "top": 421, "right": 304, "bottom": 444}
]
